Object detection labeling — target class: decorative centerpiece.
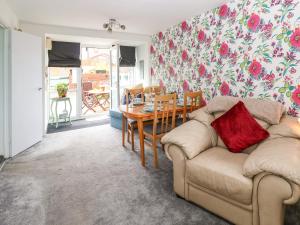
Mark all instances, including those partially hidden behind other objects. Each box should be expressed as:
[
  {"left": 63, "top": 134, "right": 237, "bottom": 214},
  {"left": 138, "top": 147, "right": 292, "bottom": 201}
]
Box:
[{"left": 56, "top": 83, "right": 68, "bottom": 98}]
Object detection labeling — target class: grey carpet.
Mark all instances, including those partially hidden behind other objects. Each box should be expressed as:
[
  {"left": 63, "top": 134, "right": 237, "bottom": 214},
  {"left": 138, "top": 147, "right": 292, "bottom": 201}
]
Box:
[{"left": 0, "top": 125, "right": 299, "bottom": 225}]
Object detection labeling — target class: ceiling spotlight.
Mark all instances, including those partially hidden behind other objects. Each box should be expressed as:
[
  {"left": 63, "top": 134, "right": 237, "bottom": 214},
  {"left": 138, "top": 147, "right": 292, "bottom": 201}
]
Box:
[{"left": 102, "top": 19, "right": 126, "bottom": 33}]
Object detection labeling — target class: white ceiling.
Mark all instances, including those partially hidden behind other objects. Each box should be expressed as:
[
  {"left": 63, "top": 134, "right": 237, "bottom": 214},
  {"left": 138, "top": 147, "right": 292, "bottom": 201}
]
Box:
[{"left": 8, "top": 0, "right": 225, "bottom": 35}]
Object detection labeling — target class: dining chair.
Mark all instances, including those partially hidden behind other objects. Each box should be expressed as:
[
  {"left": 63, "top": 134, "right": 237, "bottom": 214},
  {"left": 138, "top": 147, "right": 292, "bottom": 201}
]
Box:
[
  {"left": 125, "top": 87, "right": 145, "bottom": 151},
  {"left": 143, "top": 93, "right": 177, "bottom": 168},
  {"left": 182, "top": 91, "right": 203, "bottom": 123}
]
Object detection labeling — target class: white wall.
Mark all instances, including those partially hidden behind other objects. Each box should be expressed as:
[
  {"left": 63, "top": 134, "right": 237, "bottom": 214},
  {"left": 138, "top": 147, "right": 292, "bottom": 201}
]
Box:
[
  {"left": 136, "top": 44, "right": 151, "bottom": 86},
  {"left": 20, "top": 22, "right": 151, "bottom": 43},
  {"left": 0, "top": 0, "right": 19, "bottom": 28}
]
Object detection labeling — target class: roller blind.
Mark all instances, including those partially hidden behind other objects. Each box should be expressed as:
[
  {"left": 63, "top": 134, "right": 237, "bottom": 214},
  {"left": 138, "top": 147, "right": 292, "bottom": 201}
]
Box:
[
  {"left": 119, "top": 46, "right": 136, "bottom": 67},
  {"left": 48, "top": 41, "right": 81, "bottom": 67}
]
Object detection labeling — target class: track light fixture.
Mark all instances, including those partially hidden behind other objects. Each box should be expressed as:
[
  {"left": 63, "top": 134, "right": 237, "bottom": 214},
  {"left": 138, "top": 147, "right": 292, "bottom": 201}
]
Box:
[{"left": 103, "top": 19, "right": 126, "bottom": 33}]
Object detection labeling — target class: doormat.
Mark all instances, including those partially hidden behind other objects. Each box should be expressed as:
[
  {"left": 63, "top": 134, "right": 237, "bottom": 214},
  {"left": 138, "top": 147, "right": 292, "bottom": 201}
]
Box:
[
  {"left": 0, "top": 156, "right": 6, "bottom": 171},
  {"left": 47, "top": 117, "right": 110, "bottom": 134}
]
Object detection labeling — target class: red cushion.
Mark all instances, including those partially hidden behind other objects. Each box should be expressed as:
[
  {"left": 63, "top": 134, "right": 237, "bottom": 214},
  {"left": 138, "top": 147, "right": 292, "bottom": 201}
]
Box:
[{"left": 211, "top": 101, "right": 269, "bottom": 153}]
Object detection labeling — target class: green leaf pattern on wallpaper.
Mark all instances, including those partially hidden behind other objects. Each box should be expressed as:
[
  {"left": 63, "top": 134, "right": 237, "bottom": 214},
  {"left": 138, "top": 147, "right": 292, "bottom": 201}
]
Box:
[{"left": 150, "top": 0, "right": 300, "bottom": 116}]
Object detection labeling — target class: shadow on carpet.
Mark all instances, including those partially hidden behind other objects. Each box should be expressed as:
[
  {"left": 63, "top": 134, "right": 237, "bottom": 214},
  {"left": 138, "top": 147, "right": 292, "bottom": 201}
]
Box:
[{"left": 47, "top": 117, "right": 110, "bottom": 134}]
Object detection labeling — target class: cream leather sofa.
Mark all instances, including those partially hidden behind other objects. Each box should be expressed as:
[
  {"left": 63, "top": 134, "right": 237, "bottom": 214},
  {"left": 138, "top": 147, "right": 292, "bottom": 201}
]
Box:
[{"left": 161, "top": 96, "right": 300, "bottom": 225}]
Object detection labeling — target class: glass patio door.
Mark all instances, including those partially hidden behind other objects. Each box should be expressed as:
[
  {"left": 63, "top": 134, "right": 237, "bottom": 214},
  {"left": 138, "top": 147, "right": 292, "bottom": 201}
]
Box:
[
  {"left": 48, "top": 67, "right": 81, "bottom": 120},
  {"left": 81, "top": 47, "right": 111, "bottom": 115}
]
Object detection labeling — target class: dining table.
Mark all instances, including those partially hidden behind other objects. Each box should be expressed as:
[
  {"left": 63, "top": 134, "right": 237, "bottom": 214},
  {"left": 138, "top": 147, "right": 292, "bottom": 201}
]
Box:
[{"left": 119, "top": 102, "right": 192, "bottom": 167}]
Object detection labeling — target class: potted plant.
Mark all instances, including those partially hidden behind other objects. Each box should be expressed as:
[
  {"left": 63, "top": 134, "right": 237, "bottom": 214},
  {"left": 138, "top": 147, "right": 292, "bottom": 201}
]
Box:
[{"left": 56, "top": 83, "right": 68, "bottom": 98}]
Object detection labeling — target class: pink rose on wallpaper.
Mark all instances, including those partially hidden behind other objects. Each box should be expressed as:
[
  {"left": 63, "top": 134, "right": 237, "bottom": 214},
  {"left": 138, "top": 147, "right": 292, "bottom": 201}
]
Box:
[
  {"left": 219, "top": 42, "right": 229, "bottom": 56},
  {"left": 169, "top": 66, "right": 175, "bottom": 76},
  {"left": 220, "top": 81, "right": 230, "bottom": 96},
  {"left": 290, "top": 67, "right": 297, "bottom": 74},
  {"left": 169, "top": 39, "right": 175, "bottom": 49},
  {"left": 181, "top": 21, "right": 188, "bottom": 31},
  {"left": 198, "top": 64, "right": 206, "bottom": 76},
  {"left": 248, "top": 60, "right": 262, "bottom": 77},
  {"left": 183, "top": 80, "right": 190, "bottom": 91},
  {"left": 159, "top": 55, "right": 164, "bottom": 64},
  {"left": 150, "top": 45, "right": 155, "bottom": 54},
  {"left": 219, "top": 4, "right": 229, "bottom": 18},
  {"left": 158, "top": 32, "right": 163, "bottom": 40},
  {"left": 182, "top": 50, "right": 189, "bottom": 61},
  {"left": 247, "top": 13, "right": 261, "bottom": 31},
  {"left": 292, "top": 87, "right": 300, "bottom": 105},
  {"left": 198, "top": 30, "right": 206, "bottom": 42},
  {"left": 290, "top": 28, "right": 300, "bottom": 49}
]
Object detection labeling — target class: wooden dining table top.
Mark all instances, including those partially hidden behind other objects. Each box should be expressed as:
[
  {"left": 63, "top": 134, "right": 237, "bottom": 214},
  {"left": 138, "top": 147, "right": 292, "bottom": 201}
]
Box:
[{"left": 119, "top": 103, "right": 185, "bottom": 119}]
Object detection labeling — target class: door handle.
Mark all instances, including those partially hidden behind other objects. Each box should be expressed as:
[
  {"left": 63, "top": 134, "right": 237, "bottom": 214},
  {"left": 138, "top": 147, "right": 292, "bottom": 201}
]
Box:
[{"left": 38, "top": 88, "right": 43, "bottom": 91}]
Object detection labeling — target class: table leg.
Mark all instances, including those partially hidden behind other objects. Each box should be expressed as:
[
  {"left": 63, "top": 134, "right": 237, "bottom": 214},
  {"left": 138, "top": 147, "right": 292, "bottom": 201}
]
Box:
[
  {"left": 122, "top": 114, "right": 126, "bottom": 147},
  {"left": 55, "top": 101, "right": 59, "bottom": 128},
  {"left": 50, "top": 100, "right": 54, "bottom": 124},
  {"left": 68, "top": 99, "right": 72, "bottom": 125},
  {"left": 137, "top": 118, "right": 145, "bottom": 167}
]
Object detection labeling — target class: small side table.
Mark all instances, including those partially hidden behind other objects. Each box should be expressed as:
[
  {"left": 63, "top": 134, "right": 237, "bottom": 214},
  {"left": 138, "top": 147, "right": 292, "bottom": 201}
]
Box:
[{"left": 50, "top": 97, "right": 72, "bottom": 128}]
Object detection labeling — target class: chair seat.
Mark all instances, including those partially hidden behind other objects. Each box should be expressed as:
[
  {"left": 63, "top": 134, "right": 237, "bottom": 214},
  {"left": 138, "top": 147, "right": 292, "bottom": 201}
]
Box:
[
  {"left": 127, "top": 119, "right": 137, "bottom": 125},
  {"left": 175, "top": 117, "right": 184, "bottom": 126},
  {"left": 186, "top": 147, "right": 252, "bottom": 205},
  {"left": 143, "top": 124, "right": 162, "bottom": 135}
]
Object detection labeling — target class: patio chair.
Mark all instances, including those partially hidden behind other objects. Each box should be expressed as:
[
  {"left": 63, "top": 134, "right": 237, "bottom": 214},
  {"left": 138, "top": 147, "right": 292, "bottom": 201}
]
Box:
[{"left": 82, "top": 82, "right": 98, "bottom": 114}]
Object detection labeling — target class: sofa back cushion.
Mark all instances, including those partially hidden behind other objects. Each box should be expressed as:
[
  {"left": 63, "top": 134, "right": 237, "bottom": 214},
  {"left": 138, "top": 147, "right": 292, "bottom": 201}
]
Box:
[{"left": 207, "top": 96, "right": 285, "bottom": 125}]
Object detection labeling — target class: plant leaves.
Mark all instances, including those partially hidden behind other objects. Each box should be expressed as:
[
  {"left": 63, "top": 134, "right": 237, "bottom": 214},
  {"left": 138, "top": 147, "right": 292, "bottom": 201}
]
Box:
[
  {"left": 276, "top": 34, "right": 284, "bottom": 40},
  {"left": 279, "top": 87, "right": 286, "bottom": 93}
]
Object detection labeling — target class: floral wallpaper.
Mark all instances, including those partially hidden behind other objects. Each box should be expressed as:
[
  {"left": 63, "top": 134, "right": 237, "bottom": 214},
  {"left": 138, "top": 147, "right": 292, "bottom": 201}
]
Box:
[{"left": 150, "top": 0, "right": 300, "bottom": 116}]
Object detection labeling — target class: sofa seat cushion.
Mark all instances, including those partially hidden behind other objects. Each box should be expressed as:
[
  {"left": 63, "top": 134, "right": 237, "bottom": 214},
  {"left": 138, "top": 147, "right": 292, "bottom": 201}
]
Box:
[{"left": 187, "top": 147, "right": 253, "bottom": 205}]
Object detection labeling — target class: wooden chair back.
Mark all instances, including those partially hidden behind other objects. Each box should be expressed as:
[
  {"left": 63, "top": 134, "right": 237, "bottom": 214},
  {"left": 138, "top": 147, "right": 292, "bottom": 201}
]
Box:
[
  {"left": 153, "top": 93, "right": 177, "bottom": 135},
  {"left": 183, "top": 91, "right": 203, "bottom": 123},
  {"left": 82, "top": 82, "right": 93, "bottom": 92},
  {"left": 125, "top": 87, "right": 145, "bottom": 107},
  {"left": 144, "top": 86, "right": 163, "bottom": 95}
]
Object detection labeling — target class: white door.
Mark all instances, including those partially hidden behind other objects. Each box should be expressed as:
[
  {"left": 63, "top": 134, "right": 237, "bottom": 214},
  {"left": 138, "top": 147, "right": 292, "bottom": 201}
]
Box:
[{"left": 10, "top": 30, "right": 43, "bottom": 157}]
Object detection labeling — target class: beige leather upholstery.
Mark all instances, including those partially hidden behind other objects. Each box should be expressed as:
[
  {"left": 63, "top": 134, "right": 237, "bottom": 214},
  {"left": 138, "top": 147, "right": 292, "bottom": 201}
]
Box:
[
  {"left": 161, "top": 120, "right": 215, "bottom": 159},
  {"left": 268, "top": 115, "right": 300, "bottom": 139},
  {"left": 243, "top": 137, "right": 300, "bottom": 185},
  {"left": 161, "top": 97, "right": 300, "bottom": 225},
  {"left": 187, "top": 147, "right": 252, "bottom": 205}
]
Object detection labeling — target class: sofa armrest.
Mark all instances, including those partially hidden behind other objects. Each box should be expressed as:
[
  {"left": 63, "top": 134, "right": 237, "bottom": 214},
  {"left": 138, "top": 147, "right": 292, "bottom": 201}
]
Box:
[
  {"left": 252, "top": 173, "right": 300, "bottom": 225},
  {"left": 161, "top": 120, "right": 216, "bottom": 160},
  {"left": 243, "top": 137, "right": 300, "bottom": 185},
  {"left": 166, "top": 144, "right": 187, "bottom": 197}
]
